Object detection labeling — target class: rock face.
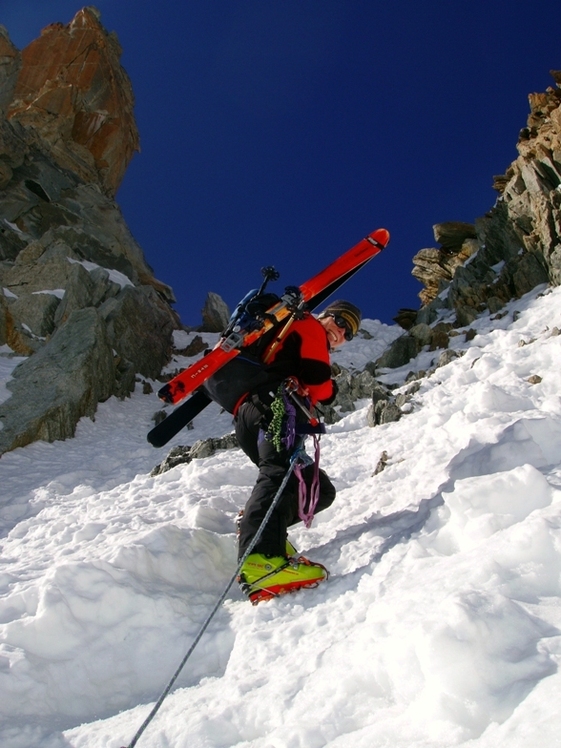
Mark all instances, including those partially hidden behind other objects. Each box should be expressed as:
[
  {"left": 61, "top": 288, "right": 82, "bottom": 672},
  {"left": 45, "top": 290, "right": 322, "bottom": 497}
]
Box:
[
  {"left": 0, "top": 10, "right": 179, "bottom": 455},
  {"left": 0, "top": 26, "right": 21, "bottom": 118},
  {"left": 407, "top": 71, "right": 561, "bottom": 340},
  {"left": 6, "top": 7, "right": 138, "bottom": 197},
  {"left": 412, "top": 223, "right": 479, "bottom": 307}
]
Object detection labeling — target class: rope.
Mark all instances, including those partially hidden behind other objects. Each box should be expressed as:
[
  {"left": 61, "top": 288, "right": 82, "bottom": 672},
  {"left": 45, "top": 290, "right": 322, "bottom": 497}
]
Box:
[
  {"left": 121, "top": 447, "right": 306, "bottom": 748},
  {"left": 295, "top": 435, "right": 321, "bottom": 527}
]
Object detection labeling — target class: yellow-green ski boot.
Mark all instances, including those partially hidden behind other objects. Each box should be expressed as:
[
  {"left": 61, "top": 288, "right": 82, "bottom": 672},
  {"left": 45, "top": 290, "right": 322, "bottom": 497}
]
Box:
[{"left": 238, "top": 553, "right": 328, "bottom": 604}]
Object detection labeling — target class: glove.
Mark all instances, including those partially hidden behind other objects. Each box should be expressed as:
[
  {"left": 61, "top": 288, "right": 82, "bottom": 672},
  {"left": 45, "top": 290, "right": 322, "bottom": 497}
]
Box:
[{"left": 284, "top": 376, "right": 309, "bottom": 397}]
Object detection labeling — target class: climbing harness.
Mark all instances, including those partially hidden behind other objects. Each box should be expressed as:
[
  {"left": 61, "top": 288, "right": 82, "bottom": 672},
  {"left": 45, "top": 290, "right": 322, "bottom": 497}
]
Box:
[
  {"left": 266, "top": 380, "right": 324, "bottom": 528},
  {"left": 121, "top": 445, "right": 310, "bottom": 748}
]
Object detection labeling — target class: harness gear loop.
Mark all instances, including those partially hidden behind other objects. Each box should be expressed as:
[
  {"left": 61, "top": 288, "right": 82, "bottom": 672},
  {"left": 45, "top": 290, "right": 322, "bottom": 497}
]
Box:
[
  {"left": 294, "top": 434, "right": 321, "bottom": 528},
  {"left": 266, "top": 382, "right": 299, "bottom": 452}
]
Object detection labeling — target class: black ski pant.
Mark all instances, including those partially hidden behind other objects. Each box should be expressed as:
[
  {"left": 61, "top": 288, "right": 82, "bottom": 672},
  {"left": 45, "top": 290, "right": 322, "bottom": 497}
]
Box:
[{"left": 235, "top": 400, "right": 336, "bottom": 559}]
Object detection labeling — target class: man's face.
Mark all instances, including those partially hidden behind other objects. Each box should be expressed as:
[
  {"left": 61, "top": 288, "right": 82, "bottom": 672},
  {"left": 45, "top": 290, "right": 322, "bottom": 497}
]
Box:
[{"left": 319, "top": 315, "right": 349, "bottom": 349}]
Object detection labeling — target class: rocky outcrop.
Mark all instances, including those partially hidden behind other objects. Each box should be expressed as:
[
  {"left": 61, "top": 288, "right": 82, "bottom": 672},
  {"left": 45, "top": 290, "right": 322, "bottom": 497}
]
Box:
[
  {"left": 402, "top": 71, "right": 561, "bottom": 360},
  {"left": 0, "top": 307, "right": 115, "bottom": 452},
  {"left": 6, "top": 7, "right": 138, "bottom": 197},
  {"left": 150, "top": 434, "right": 239, "bottom": 476},
  {"left": 490, "top": 74, "right": 561, "bottom": 285},
  {"left": 0, "top": 10, "right": 179, "bottom": 455},
  {"left": 411, "top": 222, "right": 479, "bottom": 307}
]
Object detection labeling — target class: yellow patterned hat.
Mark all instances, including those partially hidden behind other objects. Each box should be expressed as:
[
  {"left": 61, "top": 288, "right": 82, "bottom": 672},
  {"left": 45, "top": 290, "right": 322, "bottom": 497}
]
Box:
[{"left": 319, "top": 300, "right": 362, "bottom": 336}]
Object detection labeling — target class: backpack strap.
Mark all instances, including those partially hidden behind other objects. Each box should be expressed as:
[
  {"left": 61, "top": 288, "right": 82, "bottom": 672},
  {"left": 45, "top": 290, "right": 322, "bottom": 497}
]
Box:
[{"left": 262, "top": 310, "right": 310, "bottom": 364}]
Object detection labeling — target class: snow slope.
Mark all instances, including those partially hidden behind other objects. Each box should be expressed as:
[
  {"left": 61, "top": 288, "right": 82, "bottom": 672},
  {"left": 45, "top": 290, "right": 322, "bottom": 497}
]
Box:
[{"left": 1, "top": 287, "right": 561, "bottom": 748}]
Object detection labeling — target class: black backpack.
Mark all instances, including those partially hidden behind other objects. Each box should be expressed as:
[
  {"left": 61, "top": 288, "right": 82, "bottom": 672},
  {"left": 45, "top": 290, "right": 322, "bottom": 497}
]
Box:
[{"left": 202, "top": 289, "right": 290, "bottom": 413}]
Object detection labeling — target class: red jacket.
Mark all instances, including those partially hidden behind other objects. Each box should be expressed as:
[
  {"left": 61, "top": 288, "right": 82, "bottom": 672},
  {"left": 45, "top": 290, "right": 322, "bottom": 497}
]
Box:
[
  {"left": 204, "top": 312, "right": 335, "bottom": 415},
  {"left": 264, "top": 313, "right": 334, "bottom": 406}
]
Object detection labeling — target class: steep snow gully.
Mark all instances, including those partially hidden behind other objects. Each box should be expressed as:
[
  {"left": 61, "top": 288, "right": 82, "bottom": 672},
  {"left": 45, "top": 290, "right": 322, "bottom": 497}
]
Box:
[{"left": 1, "top": 285, "right": 561, "bottom": 747}]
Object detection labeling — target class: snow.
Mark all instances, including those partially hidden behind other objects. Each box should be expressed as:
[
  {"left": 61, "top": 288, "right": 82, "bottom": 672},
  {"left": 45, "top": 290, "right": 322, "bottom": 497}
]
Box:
[
  {"left": 1, "top": 287, "right": 561, "bottom": 747},
  {"left": 0, "top": 352, "right": 27, "bottom": 407},
  {"left": 32, "top": 289, "right": 66, "bottom": 299},
  {"left": 67, "top": 257, "right": 134, "bottom": 289}
]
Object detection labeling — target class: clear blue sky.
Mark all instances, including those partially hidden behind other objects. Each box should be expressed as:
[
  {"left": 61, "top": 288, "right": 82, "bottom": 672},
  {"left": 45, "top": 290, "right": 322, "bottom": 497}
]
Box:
[{"left": 3, "top": 1, "right": 561, "bottom": 326}]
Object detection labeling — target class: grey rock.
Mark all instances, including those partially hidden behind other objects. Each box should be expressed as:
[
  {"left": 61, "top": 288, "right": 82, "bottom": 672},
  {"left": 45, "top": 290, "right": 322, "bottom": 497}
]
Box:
[
  {"left": 201, "top": 292, "right": 230, "bottom": 332},
  {"left": 408, "top": 323, "right": 432, "bottom": 347},
  {"left": 436, "top": 349, "right": 460, "bottom": 369},
  {"left": 0, "top": 308, "right": 115, "bottom": 454},
  {"left": 89, "top": 266, "right": 121, "bottom": 306},
  {"left": 454, "top": 304, "right": 479, "bottom": 328},
  {"left": 512, "top": 252, "right": 550, "bottom": 296},
  {"left": 0, "top": 120, "right": 26, "bottom": 172},
  {"left": 0, "top": 159, "right": 12, "bottom": 189},
  {"left": 409, "top": 74, "right": 561, "bottom": 326},
  {"left": 319, "top": 367, "right": 392, "bottom": 424},
  {"left": 367, "top": 400, "right": 402, "bottom": 427},
  {"left": 346, "top": 368, "right": 376, "bottom": 402},
  {"left": 371, "top": 381, "right": 392, "bottom": 405},
  {"left": 150, "top": 445, "right": 192, "bottom": 475},
  {"left": 429, "top": 322, "right": 451, "bottom": 351},
  {"left": 394, "top": 392, "right": 409, "bottom": 408},
  {"left": 375, "top": 335, "right": 419, "bottom": 370},
  {"left": 176, "top": 334, "right": 208, "bottom": 357},
  {"left": 0, "top": 219, "right": 26, "bottom": 261},
  {"left": 53, "top": 262, "right": 96, "bottom": 327},
  {"left": 486, "top": 296, "right": 505, "bottom": 314},
  {"left": 378, "top": 401, "right": 402, "bottom": 424},
  {"left": 0, "top": 293, "right": 7, "bottom": 345},
  {"left": 373, "top": 450, "right": 389, "bottom": 475},
  {"left": 0, "top": 26, "right": 20, "bottom": 116},
  {"left": 330, "top": 367, "right": 354, "bottom": 414},
  {"left": 10, "top": 290, "right": 60, "bottom": 337},
  {"left": 416, "top": 295, "right": 449, "bottom": 326},
  {"left": 367, "top": 382, "right": 401, "bottom": 427},
  {"left": 0, "top": 19, "right": 181, "bottom": 454},
  {"left": 151, "top": 433, "right": 239, "bottom": 476},
  {"left": 100, "top": 285, "right": 175, "bottom": 381}
]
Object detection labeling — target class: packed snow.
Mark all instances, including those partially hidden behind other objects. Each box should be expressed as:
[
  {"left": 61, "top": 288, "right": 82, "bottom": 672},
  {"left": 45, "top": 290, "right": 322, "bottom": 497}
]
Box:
[{"left": 1, "top": 286, "right": 561, "bottom": 748}]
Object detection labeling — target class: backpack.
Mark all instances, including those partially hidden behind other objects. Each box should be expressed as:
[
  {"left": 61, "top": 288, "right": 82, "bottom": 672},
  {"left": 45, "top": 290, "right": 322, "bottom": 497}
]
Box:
[{"left": 202, "top": 289, "right": 291, "bottom": 413}]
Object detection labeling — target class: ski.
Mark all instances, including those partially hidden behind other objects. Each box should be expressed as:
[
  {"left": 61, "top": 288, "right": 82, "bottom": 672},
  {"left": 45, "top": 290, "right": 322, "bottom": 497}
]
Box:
[
  {"left": 158, "top": 229, "right": 389, "bottom": 406},
  {"left": 148, "top": 228, "right": 390, "bottom": 447},
  {"left": 147, "top": 390, "right": 212, "bottom": 448}
]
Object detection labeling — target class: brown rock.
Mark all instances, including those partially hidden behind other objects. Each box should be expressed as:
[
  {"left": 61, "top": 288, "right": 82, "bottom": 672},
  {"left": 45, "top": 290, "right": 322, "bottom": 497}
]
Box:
[
  {"left": 393, "top": 308, "right": 418, "bottom": 330},
  {"left": 412, "top": 236, "right": 479, "bottom": 306},
  {"left": 7, "top": 7, "right": 139, "bottom": 196},
  {"left": 433, "top": 222, "right": 477, "bottom": 252}
]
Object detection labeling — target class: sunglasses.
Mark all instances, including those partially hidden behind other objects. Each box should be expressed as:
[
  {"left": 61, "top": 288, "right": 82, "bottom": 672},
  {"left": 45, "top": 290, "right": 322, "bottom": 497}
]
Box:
[{"left": 329, "top": 314, "right": 354, "bottom": 341}]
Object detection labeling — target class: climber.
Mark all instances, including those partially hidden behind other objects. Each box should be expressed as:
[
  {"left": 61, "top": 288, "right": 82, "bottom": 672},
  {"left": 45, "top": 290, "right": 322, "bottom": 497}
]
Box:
[{"left": 235, "top": 299, "right": 361, "bottom": 603}]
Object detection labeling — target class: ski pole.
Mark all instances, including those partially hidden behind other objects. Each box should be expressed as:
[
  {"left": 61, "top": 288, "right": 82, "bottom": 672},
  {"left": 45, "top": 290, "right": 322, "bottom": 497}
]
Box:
[{"left": 121, "top": 446, "right": 306, "bottom": 748}]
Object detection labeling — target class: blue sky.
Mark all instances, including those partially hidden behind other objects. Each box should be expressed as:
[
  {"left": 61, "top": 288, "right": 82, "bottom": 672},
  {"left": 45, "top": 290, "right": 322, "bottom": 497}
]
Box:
[{"left": 3, "top": 1, "right": 561, "bottom": 325}]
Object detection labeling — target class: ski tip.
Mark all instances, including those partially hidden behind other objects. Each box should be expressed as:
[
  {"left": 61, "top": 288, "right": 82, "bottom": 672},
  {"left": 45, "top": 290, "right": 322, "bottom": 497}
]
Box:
[{"left": 367, "top": 228, "right": 390, "bottom": 248}]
